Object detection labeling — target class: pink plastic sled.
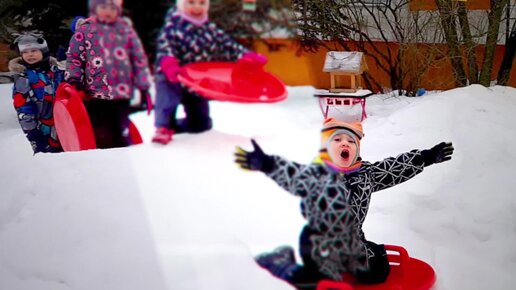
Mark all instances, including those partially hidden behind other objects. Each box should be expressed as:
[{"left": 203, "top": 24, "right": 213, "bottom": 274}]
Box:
[
  {"left": 177, "top": 58, "right": 287, "bottom": 103},
  {"left": 54, "top": 83, "right": 142, "bottom": 152},
  {"left": 316, "top": 245, "right": 436, "bottom": 290}
]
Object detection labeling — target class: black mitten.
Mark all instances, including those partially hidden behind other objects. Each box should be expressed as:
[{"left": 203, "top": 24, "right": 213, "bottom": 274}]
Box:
[
  {"left": 420, "top": 142, "right": 454, "bottom": 166},
  {"left": 234, "top": 139, "right": 275, "bottom": 173}
]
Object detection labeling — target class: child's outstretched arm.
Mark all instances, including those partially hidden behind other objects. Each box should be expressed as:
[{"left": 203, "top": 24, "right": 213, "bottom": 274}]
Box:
[
  {"left": 235, "top": 139, "right": 309, "bottom": 197},
  {"left": 370, "top": 142, "right": 454, "bottom": 192}
]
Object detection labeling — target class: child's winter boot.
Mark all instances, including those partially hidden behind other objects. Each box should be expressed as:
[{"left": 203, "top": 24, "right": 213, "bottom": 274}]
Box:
[
  {"left": 255, "top": 245, "right": 298, "bottom": 281},
  {"left": 152, "top": 127, "right": 174, "bottom": 144}
]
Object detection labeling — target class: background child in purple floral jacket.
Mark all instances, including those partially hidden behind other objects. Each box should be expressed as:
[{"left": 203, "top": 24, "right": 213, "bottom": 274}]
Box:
[{"left": 66, "top": 0, "right": 151, "bottom": 149}]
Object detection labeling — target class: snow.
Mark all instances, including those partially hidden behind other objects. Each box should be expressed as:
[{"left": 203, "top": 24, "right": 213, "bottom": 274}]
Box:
[
  {"left": 322, "top": 51, "right": 364, "bottom": 73},
  {"left": 1, "top": 83, "right": 516, "bottom": 290}
]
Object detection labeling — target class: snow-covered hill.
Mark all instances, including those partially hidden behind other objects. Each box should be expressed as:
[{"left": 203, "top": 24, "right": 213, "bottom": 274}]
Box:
[{"left": 1, "top": 83, "right": 516, "bottom": 290}]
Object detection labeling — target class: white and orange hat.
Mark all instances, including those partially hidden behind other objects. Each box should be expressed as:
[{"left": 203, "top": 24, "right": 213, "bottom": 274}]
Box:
[{"left": 319, "top": 118, "right": 364, "bottom": 164}]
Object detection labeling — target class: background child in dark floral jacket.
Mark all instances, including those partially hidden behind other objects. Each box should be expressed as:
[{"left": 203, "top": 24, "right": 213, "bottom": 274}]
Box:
[
  {"left": 235, "top": 118, "right": 454, "bottom": 289},
  {"left": 10, "top": 33, "right": 64, "bottom": 154},
  {"left": 66, "top": 0, "right": 151, "bottom": 149},
  {"left": 152, "top": 0, "right": 266, "bottom": 144}
]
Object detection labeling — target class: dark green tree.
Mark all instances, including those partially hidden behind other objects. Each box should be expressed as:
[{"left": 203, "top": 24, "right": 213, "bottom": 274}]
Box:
[{"left": 0, "top": 0, "right": 86, "bottom": 54}]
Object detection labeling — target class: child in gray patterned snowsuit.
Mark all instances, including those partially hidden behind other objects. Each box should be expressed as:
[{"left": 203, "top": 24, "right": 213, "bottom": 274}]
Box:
[
  {"left": 235, "top": 118, "right": 454, "bottom": 289},
  {"left": 152, "top": 0, "right": 266, "bottom": 144},
  {"left": 66, "top": 0, "right": 151, "bottom": 149}
]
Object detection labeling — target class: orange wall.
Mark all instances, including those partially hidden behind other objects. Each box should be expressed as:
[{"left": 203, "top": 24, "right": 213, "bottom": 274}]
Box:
[
  {"left": 0, "top": 43, "right": 10, "bottom": 72},
  {"left": 1, "top": 39, "right": 514, "bottom": 90},
  {"left": 253, "top": 39, "right": 516, "bottom": 91},
  {"left": 410, "top": 0, "right": 490, "bottom": 11}
]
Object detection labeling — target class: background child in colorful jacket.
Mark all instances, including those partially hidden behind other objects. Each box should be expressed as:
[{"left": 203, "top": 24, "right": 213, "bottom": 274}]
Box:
[
  {"left": 235, "top": 118, "right": 454, "bottom": 289},
  {"left": 66, "top": 0, "right": 151, "bottom": 149},
  {"left": 9, "top": 33, "right": 64, "bottom": 154},
  {"left": 152, "top": 0, "right": 267, "bottom": 144}
]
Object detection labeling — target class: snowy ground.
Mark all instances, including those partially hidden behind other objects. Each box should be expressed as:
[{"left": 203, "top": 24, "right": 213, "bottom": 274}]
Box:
[{"left": 1, "top": 83, "right": 516, "bottom": 290}]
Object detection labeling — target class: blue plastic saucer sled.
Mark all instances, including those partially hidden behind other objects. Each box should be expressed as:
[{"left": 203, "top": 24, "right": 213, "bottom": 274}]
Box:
[{"left": 316, "top": 245, "right": 436, "bottom": 290}]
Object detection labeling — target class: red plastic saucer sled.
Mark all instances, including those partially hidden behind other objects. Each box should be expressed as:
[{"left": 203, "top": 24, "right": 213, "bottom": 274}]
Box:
[
  {"left": 317, "top": 245, "right": 436, "bottom": 290},
  {"left": 54, "top": 83, "right": 142, "bottom": 152},
  {"left": 177, "top": 58, "right": 287, "bottom": 103},
  {"left": 54, "top": 83, "right": 96, "bottom": 151}
]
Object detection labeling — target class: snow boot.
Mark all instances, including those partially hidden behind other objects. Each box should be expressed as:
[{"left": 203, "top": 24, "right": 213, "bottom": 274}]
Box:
[
  {"left": 255, "top": 245, "right": 298, "bottom": 281},
  {"left": 152, "top": 127, "right": 174, "bottom": 145}
]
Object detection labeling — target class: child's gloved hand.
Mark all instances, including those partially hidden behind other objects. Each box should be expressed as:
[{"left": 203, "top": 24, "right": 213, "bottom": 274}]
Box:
[
  {"left": 241, "top": 51, "right": 268, "bottom": 65},
  {"left": 234, "top": 139, "right": 274, "bottom": 173},
  {"left": 421, "top": 142, "right": 454, "bottom": 166},
  {"left": 160, "top": 56, "right": 182, "bottom": 83}
]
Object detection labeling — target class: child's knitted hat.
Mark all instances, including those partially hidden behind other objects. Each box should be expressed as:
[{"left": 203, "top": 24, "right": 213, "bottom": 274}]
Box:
[
  {"left": 319, "top": 118, "right": 363, "bottom": 163},
  {"left": 14, "top": 33, "right": 49, "bottom": 55},
  {"left": 89, "top": 0, "right": 123, "bottom": 15}
]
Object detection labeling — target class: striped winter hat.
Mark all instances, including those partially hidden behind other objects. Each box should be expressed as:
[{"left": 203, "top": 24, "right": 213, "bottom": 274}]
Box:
[
  {"left": 319, "top": 118, "right": 364, "bottom": 165},
  {"left": 89, "top": 0, "right": 123, "bottom": 15}
]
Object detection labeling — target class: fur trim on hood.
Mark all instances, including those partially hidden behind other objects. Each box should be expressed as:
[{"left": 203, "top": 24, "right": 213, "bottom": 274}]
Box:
[{"left": 8, "top": 56, "right": 60, "bottom": 73}]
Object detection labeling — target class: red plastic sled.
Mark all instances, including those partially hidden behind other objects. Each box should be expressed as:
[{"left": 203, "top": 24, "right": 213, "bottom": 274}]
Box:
[
  {"left": 177, "top": 58, "right": 287, "bottom": 103},
  {"left": 54, "top": 83, "right": 96, "bottom": 151},
  {"left": 54, "top": 83, "right": 143, "bottom": 152},
  {"left": 316, "top": 245, "right": 436, "bottom": 290},
  {"left": 129, "top": 121, "right": 143, "bottom": 144}
]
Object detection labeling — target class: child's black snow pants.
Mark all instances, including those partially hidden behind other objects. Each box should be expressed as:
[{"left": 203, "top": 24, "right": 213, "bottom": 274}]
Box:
[
  {"left": 85, "top": 98, "right": 131, "bottom": 149},
  {"left": 289, "top": 225, "right": 390, "bottom": 290}
]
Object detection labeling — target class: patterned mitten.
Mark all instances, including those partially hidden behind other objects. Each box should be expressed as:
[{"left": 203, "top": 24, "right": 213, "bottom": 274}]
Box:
[{"left": 160, "top": 56, "right": 182, "bottom": 83}]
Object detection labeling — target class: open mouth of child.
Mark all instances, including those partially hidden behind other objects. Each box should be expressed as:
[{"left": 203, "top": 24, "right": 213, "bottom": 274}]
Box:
[{"left": 340, "top": 149, "right": 350, "bottom": 160}]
